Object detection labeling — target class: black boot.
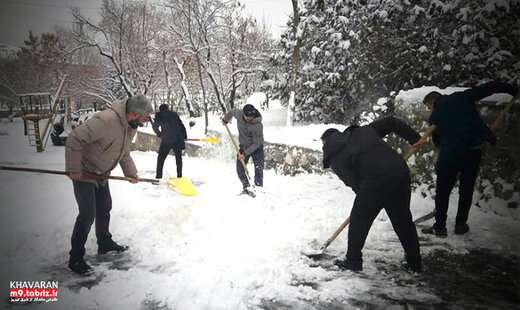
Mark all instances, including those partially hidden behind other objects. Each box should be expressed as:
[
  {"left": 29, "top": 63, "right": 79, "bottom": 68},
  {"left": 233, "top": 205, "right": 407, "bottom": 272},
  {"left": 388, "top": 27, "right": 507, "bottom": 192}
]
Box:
[
  {"left": 421, "top": 223, "right": 447, "bottom": 237},
  {"left": 404, "top": 256, "right": 422, "bottom": 273},
  {"left": 241, "top": 186, "right": 256, "bottom": 198},
  {"left": 454, "top": 223, "right": 469, "bottom": 235},
  {"left": 68, "top": 257, "right": 93, "bottom": 275},
  {"left": 98, "top": 240, "right": 129, "bottom": 255},
  {"left": 333, "top": 258, "right": 362, "bottom": 271}
]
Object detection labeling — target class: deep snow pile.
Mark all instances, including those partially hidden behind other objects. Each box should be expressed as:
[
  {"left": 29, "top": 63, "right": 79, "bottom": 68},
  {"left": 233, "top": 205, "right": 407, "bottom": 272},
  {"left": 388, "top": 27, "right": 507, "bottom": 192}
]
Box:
[{"left": 0, "top": 112, "right": 518, "bottom": 309}]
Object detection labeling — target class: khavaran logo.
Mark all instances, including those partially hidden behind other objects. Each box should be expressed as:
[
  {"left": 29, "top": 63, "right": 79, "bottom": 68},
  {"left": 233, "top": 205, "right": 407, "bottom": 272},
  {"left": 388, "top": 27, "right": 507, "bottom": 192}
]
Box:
[{"left": 9, "top": 281, "right": 59, "bottom": 303}]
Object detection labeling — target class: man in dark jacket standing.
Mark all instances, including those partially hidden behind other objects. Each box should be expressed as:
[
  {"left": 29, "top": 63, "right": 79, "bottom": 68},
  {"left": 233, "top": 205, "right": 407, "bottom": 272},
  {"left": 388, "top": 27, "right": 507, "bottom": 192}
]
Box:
[
  {"left": 222, "top": 104, "right": 264, "bottom": 194},
  {"left": 418, "top": 81, "right": 518, "bottom": 237},
  {"left": 151, "top": 104, "right": 187, "bottom": 179},
  {"left": 321, "top": 117, "right": 422, "bottom": 272}
]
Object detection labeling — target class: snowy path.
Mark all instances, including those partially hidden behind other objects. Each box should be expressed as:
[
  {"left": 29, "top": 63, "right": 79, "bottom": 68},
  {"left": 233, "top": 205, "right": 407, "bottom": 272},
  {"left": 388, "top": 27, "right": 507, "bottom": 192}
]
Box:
[{"left": 1, "top": 119, "right": 519, "bottom": 309}]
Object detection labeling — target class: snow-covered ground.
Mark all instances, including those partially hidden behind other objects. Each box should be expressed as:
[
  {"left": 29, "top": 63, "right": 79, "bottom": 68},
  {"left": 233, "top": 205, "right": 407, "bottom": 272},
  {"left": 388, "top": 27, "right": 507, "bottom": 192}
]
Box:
[{"left": 1, "top": 96, "right": 519, "bottom": 309}]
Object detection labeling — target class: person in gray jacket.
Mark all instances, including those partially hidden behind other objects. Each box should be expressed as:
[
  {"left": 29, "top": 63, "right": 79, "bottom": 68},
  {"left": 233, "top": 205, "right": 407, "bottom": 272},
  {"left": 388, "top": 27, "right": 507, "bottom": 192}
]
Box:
[{"left": 222, "top": 104, "right": 264, "bottom": 194}]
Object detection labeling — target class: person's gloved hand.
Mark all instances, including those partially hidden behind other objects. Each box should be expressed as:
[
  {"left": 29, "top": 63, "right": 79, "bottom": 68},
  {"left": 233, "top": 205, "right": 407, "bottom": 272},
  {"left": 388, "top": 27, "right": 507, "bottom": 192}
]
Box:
[
  {"left": 128, "top": 175, "right": 139, "bottom": 184},
  {"left": 68, "top": 171, "right": 84, "bottom": 181},
  {"left": 238, "top": 149, "right": 246, "bottom": 162}
]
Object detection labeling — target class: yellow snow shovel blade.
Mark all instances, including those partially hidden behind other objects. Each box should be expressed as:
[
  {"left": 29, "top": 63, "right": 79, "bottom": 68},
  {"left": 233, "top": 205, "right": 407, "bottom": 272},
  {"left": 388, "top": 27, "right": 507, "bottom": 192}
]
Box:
[
  {"left": 186, "top": 137, "right": 220, "bottom": 143},
  {"left": 167, "top": 177, "right": 198, "bottom": 196}
]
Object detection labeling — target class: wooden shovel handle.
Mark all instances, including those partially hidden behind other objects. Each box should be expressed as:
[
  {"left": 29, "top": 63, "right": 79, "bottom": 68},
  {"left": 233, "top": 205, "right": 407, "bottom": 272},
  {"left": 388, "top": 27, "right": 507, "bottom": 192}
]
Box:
[
  {"left": 321, "top": 216, "right": 351, "bottom": 251},
  {"left": 0, "top": 166, "right": 158, "bottom": 183},
  {"left": 223, "top": 123, "right": 252, "bottom": 184}
]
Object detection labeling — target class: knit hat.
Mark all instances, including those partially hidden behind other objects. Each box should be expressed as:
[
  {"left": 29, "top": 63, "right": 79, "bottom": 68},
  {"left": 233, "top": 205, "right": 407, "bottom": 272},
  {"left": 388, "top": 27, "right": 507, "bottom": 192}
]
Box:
[
  {"left": 126, "top": 94, "right": 153, "bottom": 115},
  {"left": 243, "top": 104, "right": 258, "bottom": 117}
]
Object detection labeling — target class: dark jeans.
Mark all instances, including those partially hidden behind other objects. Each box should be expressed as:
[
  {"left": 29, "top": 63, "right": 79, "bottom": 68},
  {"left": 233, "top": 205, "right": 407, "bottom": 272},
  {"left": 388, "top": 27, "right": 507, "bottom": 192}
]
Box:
[
  {"left": 346, "top": 175, "right": 421, "bottom": 267},
  {"left": 70, "top": 180, "right": 113, "bottom": 259},
  {"left": 434, "top": 149, "right": 482, "bottom": 228},
  {"left": 156, "top": 143, "right": 183, "bottom": 178},
  {"left": 236, "top": 146, "right": 264, "bottom": 188}
]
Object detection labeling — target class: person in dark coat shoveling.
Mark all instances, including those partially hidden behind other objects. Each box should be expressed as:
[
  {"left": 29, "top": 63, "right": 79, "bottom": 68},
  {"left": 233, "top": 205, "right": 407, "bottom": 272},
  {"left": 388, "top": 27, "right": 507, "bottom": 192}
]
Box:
[
  {"left": 321, "top": 116, "right": 422, "bottom": 272},
  {"left": 151, "top": 104, "right": 187, "bottom": 179},
  {"left": 417, "top": 81, "right": 519, "bottom": 237}
]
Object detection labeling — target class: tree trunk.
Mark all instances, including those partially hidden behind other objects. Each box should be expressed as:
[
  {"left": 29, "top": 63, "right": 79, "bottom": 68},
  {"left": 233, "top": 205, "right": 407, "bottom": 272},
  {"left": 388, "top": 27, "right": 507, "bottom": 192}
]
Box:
[
  {"left": 288, "top": 0, "right": 302, "bottom": 126},
  {"left": 173, "top": 57, "right": 195, "bottom": 118},
  {"left": 196, "top": 57, "right": 209, "bottom": 134}
]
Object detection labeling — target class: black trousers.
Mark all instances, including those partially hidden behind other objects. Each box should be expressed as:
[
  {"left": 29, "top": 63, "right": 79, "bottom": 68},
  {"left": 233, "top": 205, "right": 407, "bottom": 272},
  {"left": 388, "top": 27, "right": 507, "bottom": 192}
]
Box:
[
  {"left": 346, "top": 175, "right": 421, "bottom": 267},
  {"left": 236, "top": 146, "right": 264, "bottom": 189},
  {"left": 434, "top": 149, "right": 482, "bottom": 227},
  {"left": 70, "top": 180, "right": 113, "bottom": 259},
  {"left": 156, "top": 143, "right": 183, "bottom": 178}
]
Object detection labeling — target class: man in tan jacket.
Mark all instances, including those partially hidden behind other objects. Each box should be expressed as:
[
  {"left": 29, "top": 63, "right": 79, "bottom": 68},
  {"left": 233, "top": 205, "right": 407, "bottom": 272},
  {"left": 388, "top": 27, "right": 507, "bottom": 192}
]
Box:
[{"left": 65, "top": 95, "right": 153, "bottom": 275}]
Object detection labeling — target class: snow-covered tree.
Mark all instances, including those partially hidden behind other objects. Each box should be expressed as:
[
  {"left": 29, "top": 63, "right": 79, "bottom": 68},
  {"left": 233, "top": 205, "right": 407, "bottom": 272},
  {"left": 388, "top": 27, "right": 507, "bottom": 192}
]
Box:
[{"left": 274, "top": 0, "right": 520, "bottom": 124}]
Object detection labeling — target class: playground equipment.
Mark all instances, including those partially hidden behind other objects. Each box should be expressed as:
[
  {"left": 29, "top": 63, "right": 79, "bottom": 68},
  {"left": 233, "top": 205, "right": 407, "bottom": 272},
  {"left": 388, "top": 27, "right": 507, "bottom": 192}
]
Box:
[{"left": 19, "top": 76, "right": 68, "bottom": 152}]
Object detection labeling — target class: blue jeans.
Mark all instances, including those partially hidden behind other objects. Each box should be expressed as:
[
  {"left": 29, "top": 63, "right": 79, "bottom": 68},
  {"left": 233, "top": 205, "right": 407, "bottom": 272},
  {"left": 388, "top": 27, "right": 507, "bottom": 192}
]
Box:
[{"left": 236, "top": 146, "right": 264, "bottom": 189}]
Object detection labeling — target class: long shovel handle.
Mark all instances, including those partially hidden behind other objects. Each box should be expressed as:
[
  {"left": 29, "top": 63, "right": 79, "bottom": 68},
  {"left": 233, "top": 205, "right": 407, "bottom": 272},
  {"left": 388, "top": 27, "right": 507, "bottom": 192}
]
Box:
[
  {"left": 320, "top": 216, "right": 351, "bottom": 251},
  {"left": 186, "top": 137, "right": 220, "bottom": 143},
  {"left": 223, "top": 123, "right": 254, "bottom": 187},
  {"left": 0, "top": 166, "right": 159, "bottom": 183}
]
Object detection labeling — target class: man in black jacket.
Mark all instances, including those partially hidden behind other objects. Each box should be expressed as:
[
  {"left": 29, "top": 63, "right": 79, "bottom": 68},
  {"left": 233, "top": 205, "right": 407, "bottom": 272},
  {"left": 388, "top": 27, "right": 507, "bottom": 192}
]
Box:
[
  {"left": 51, "top": 116, "right": 67, "bottom": 146},
  {"left": 151, "top": 104, "right": 187, "bottom": 179},
  {"left": 321, "top": 117, "right": 422, "bottom": 272},
  {"left": 419, "top": 81, "right": 518, "bottom": 237}
]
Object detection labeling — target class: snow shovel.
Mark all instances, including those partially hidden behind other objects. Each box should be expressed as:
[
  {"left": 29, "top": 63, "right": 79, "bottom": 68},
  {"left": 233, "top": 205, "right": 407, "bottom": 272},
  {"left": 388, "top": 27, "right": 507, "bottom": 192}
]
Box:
[
  {"left": 413, "top": 210, "right": 436, "bottom": 224},
  {"left": 186, "top": 137, "right": 220, "bottom": 143},
  {"left": 223, "top": 122, "right": 256, "bottom": 197},
  {"left": 166, "top": 177, "right": 198, "bottom": 196},
  {"left": 303, "top": 216, "right": 351, "bottom": 259},
  {"left": 0, "top": 166, "right": 160, "bottom": 184}
]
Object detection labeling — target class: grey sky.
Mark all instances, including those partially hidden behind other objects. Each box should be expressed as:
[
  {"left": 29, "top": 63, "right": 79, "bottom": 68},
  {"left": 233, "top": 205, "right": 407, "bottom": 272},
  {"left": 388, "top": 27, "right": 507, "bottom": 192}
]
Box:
[
  {"left": 0, "top": 0, "right": 291, "bottom": 47},
  {"left": 240, "top": 0, "right": 291, "bottom": 38}
]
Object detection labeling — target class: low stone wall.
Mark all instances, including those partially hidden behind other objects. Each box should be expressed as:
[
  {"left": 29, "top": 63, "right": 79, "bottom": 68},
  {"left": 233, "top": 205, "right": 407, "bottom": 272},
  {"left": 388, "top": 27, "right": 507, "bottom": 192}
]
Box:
[
  {"left": 132, "top": 130, "right": 325, "bottom": 176},
  {"left": 131, "top": 131, "right": 202, "bottom": 156}
]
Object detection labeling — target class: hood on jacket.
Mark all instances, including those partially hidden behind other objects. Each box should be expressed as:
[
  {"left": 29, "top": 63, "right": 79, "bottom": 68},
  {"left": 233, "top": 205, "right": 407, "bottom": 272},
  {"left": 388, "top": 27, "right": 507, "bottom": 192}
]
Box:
[
  {"left": 322, "top": 126, "right": 357, "bottom": 168},
  {"left": 108, "top": 101, "right": 129, "bottom": 128},
  {"left": 243, "top": 104, "right": 261, "bottom": 118}
]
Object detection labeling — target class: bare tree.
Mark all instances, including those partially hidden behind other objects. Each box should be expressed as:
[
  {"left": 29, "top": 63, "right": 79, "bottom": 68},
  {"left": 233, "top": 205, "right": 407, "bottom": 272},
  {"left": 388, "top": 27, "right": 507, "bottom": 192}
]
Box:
[
  {"left": 72, "top": 0, "right": 165, "bottom": 99},
  {"left": 165, "top": 0, "right": 230, "bottom": 132}
]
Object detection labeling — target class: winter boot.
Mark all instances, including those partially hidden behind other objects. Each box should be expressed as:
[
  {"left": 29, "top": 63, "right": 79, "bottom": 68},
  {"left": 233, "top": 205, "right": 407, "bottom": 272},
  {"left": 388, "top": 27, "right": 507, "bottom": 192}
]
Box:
[
  {"left": 421, "top": 224, "right": 447, "bottom": 237},
  {"left": 404, "top": 256, "right": 422, "bottom": 273},
  {"left": 98, "top": 240, "right": 129, "bottom": 255},
  {"left": 241, "top": 186, "right": 256, "bottom": 198},
  {"left": 68, "top": 257, "right": 93, "bottom": 275},
  {"left": 333, "top": 258, "right": 362, "bottom": 271},
  {"left": 454, "top": 223, "right": 469, "bottom": 235}
]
